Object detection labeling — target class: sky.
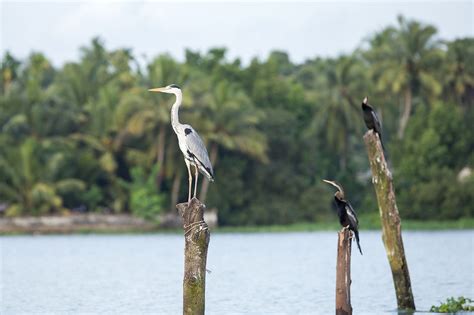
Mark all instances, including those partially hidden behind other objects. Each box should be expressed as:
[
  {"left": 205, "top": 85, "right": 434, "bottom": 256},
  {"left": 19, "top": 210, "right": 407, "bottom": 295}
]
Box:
[{"left": 1, "top": 0, "right": 473, "bottom": 66}]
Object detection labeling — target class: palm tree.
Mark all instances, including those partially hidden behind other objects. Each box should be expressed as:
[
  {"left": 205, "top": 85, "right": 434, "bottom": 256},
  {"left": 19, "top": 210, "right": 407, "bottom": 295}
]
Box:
[
  {"left": 1, "top": 52, "right": 21, "bottom": 94},
  {"left": 52, "top": 40, "right": 143, "bottom": 212},
  {"left": 22, "top": 53, "right": 55, "bottom": 103},
  {"left": 443, "top": 38, "right": 474, "bottom": 109},
  {"left": 186, "top": 79, "right": 268, "bottom": 203},
  {"left": 303, "top": 55, "right": 368, "bottom": 170},
  {"left": 54, "top": 37, "right": 116, "bottom": 108},
  {"left": 0, "top": 138, "right": 86, "bottom": 215},
  {"left": 366, "top": 15, "right": 442, "bottom": 139}
]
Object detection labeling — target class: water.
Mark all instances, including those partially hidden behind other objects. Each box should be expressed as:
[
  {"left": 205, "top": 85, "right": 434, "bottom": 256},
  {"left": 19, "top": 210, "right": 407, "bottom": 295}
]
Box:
[{"left": 1, "top": 231, "right": 473, "bottom": 314}]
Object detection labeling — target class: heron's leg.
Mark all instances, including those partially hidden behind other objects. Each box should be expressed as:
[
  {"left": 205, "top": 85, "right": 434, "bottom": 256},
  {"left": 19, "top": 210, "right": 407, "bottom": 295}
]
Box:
[
  {"left": 193, "top": 165, "right": 199, "bottom": 198},
  {"left": 185, "top": 159, "right": 192, "bottom": 202}
]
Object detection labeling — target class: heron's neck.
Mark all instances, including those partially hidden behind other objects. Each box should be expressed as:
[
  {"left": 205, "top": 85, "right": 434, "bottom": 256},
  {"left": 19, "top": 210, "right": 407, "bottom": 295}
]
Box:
[{"left": 171, "top": 90, "right": 183, "bottom": 130}]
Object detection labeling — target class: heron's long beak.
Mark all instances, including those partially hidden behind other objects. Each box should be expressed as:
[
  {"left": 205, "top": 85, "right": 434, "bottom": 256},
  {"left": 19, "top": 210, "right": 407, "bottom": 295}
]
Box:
[{"left": 148, "top": 87, "right": 167, "bottom": 93}]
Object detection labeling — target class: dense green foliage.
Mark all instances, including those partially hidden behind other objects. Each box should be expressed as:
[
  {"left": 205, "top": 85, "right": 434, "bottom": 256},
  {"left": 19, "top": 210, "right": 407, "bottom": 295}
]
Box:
[
  {"left": 430, "top": 297, "right": 474, "bottom": 313},
  {"left": 1, "top": 17, "right": 473, "bottom": 224},
  {"left": 127, "top": 165, "right": 163, "bottom": 220}
]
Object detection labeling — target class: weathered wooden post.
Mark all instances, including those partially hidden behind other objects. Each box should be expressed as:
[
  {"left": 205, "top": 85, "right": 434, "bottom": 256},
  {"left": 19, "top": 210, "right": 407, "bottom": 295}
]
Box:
[
  {"left": 336, "top": 227, "right": 352, "bottom": 315},
  {"left": 363, "top": 130, "right": 415, "bottom": 310},
  {"left": 176, "top": 198, "right": 210, "bottom": 315}
]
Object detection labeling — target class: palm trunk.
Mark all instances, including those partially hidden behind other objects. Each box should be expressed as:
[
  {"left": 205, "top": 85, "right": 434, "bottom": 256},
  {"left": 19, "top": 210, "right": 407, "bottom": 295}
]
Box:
[
  {"left": 398, "top": 89, "right": 412, "bottom": 139},
  {"left": 155, "top": 125, "right": 167, "bottom": 191},
  {"left": 343, "top": 91, "right": 357, "bottom": 111},
  {"left": 114, "top": 131, "right": 126, "bottom": 151},
  {"left": 198, "top": 143, "right": 218, "bottom": 204},
  {"left": 170, "top": 167, "right": 183, "bottom": 211},
  {"left": 340, "top": 132, "right": 349, "bottom": 171}
]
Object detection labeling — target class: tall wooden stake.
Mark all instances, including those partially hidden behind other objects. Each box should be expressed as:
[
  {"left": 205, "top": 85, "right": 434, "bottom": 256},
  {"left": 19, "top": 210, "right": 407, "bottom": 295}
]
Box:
[
  {"left": 176, "top": 198, "right": 210, "bottom": 315},
  {"left": 336, "top": 227, "right": 352, "bottom": 315},
  {"left": 363, "top": 130, "right": 415, "bottom": 310}
]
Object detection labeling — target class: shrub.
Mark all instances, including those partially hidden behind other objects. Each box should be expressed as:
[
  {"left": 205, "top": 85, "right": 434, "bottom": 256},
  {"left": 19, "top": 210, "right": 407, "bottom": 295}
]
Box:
[
  {"left": 127, "top": 165, "right": 163, "bottom": 221},
  {"left": 430, "top": 296, "right": 474, "bottom": 313}
]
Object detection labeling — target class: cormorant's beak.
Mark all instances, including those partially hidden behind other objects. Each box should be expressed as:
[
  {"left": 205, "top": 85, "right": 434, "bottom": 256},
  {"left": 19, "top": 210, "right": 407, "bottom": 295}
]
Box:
[
  {"left": 322, "top": 179, "right": 344, "bottom": 193},
  {"left": 322, "top": 179, "right": 336, "bottom": 186},
  {"left": 362, "top": 96, "right": 368, "bottom": 105},
  {"left": 148, "top": 87, "right": 167, "bottom": 93}
]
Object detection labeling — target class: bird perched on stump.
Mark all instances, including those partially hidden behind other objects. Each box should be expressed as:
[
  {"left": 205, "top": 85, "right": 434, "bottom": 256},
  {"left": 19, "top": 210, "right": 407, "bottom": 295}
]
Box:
[
  {"left": 323, "top": 179, "right": 362, "bottom": 255},
  {"left": 149, "top": 84, "right": 214, "bottom": 203},
  {"left": 361, "top": 96, "right": 385, "bottom": 150}
]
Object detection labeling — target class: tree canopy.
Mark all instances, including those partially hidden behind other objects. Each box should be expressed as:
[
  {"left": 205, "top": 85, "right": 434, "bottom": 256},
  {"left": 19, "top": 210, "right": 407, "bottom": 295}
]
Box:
[{"left": 1, "top": 16, "right": 473, "bottom": 224}]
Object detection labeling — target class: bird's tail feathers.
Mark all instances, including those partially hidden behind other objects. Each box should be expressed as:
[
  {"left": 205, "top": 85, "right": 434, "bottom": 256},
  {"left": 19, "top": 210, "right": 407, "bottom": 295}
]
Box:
[
  {"left": 377, "top": 132, "right": 389, "bottom": 160},
  {"left": 354, "top": 230, "right": 363, "bottom": 255},
  {"left": 200, "top": 166, "right": 214, "bottom": 182},
  {"left": 379, "top": 134, "right": 386, "bottom": 152}
]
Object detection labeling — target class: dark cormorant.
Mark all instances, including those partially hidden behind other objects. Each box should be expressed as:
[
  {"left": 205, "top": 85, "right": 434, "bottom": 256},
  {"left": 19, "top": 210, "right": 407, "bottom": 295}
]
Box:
[
  {"left": 361, "top": 96, "right": 385, "bottom": 150},
  {"left": 323, "top": 179, "right": 363, "bottom": 255}
]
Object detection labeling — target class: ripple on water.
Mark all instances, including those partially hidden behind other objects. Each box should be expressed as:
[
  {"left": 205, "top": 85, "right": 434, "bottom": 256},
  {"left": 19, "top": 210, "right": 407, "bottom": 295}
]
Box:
[{"left": 1, "top": 231, "right": 473, "bottom": 314}]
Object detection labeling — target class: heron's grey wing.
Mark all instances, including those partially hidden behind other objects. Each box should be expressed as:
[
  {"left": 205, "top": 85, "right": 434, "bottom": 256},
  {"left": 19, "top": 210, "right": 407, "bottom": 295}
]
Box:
[
  {"left": 345, "top": 202, "right": 359, "bottom": 226},
  {"left": 184, "top": 128, "right": 214, "bottom": 180}
]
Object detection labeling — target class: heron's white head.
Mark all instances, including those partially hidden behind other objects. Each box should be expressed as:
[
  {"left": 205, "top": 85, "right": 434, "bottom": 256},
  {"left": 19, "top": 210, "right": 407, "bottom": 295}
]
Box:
[{"left": 148, "top": 84, "right": 181, "bottom": 94}]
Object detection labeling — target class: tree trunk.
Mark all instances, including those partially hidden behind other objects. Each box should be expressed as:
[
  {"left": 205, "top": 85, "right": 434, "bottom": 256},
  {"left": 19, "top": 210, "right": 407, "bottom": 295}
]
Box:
[
  {"left": 342, "top": 91, "right": 357, "bottom": 112},
  {"left": 113, "top": 130, "right": 128, "bottom": 151},
  {"left": 340, "top": 132, "right": 349, "bottom": 171},
  {"left": 176, "top": 198, "right": 210, "bottom": 315},
  {"left": 198, "top": 143, "right": 218, "bottom": 204},
  {"left": 155, "top": 125, "right": 167, "bottom": 191},
  {"left": 398, "top": 89, "right": 412, "bottom": 139},
  {"left": 363, "top": 130, "right": 415, "bottom": 310},
  {"left": 336, "top": 227, "right": 352, "bottom": 315},
  {"left": 170, "top": 167, "right": 183, "bottom": 211}
]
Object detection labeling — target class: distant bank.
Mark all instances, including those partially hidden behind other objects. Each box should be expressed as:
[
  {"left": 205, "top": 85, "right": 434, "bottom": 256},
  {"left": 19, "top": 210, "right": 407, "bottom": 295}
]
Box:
[
  {"left": 0, "top": 211, "right": 218, "bottom": 235},
  {"left": 0, "top": 213, "right": 472, "bottom": 235}
]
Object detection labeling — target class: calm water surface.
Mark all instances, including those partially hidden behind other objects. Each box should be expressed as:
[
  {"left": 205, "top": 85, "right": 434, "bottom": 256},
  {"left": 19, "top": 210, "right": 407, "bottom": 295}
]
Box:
[{"left": 1, "top": 231, "right": 473, "bottom": 314}]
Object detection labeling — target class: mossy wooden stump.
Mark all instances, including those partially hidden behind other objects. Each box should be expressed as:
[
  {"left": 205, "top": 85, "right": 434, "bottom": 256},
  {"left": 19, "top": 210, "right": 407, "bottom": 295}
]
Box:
[
  {"left": 364, "top": 130, "right": 415, "bottom": 310},
  {"left": 176, "top": 198, "right": 210, "bottom": 315},
  {"left": 336, "top": 227, "right": 352, "bottom": 315}
]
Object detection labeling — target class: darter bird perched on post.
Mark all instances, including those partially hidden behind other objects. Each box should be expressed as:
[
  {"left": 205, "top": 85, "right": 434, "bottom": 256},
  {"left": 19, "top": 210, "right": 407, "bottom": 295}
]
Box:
[
  {"left": 149, "top": 84, "right": 214, "bottom": 203},
  {"left": 361, "top": 96, "right": 385, "bottom": 150},
  {"left": 323, "top": 180, "right": 362, "bottom": 255}
]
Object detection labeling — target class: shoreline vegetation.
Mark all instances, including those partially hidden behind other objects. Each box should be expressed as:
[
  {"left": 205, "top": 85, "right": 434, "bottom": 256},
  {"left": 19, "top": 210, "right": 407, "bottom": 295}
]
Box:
[
  {"left": 1, "top": 16, "right": 473, "bottom": 228},
  {"left": 1, "top": 214, "right": 472, "bottom": 235}
]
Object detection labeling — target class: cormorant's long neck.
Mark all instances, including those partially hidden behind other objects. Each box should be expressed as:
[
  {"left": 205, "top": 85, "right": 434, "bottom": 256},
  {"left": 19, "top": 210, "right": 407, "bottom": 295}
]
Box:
[
  {"left": 171, "top": 90, "right": 183, "bottom": 131},
  {"left": 362, "top": 103, "right": 372, "bottom": 111},
  {"left": 334, "top": 197, "right": 347, "bottom": 221}
]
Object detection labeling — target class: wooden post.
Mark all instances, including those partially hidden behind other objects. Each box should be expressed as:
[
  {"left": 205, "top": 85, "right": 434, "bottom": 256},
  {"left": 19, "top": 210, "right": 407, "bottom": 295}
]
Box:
[
  {"left": 363, "top": 130, "right": 416, "bottom": 310},
  {"left": 336, "top": 227, "right": 352, "bottom": 315},
  {"left": 176, "top": 198, "right": 210, "bottom": 315}
]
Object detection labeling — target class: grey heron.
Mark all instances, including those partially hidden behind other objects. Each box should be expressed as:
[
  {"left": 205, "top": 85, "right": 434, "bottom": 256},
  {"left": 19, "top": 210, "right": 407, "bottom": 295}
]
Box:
[
  {"left": 323, "top": 179, "right": 363, "bottom": 255},
  {"left": 149, "top": 84, "right": 214, "bottom": 202}
]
